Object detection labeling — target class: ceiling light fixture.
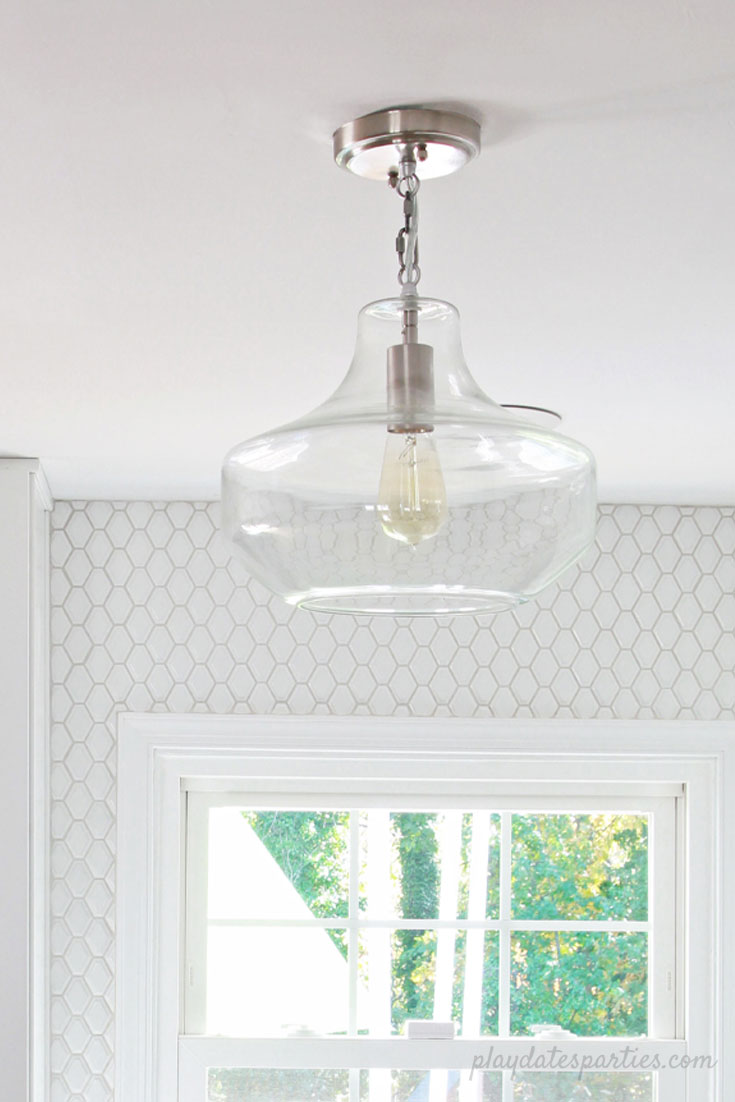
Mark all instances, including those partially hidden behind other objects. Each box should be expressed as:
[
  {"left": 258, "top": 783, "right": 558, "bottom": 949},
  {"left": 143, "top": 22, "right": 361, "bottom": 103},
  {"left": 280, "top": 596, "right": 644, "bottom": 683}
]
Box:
[{"left": 222, "top": 107, "right": 596, "bottom": 615}]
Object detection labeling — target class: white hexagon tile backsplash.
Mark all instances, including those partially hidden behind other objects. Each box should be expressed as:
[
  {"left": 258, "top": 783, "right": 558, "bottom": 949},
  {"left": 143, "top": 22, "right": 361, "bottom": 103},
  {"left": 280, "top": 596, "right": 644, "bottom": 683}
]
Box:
[{"left": 49, "top": 501, "right": 735, "bottom": 1100}]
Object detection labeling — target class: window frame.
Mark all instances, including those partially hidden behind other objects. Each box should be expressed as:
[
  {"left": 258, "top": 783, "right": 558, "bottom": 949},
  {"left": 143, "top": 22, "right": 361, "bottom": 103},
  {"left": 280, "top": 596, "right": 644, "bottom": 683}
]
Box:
[{"left": 116, "top": 715, "right": 729, "bottom": 1102}]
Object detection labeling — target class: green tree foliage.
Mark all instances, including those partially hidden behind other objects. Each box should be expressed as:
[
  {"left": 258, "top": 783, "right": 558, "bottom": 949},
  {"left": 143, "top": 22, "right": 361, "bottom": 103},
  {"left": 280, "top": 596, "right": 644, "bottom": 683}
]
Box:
[
  {"left": 511, "top": 930, "right": 647, "bottom": 1037},
  {"left": 391, "top": 814, "right": 439, "bottom": 1031},
  {"left": 512, "top": 815, "right": 648, "bottom": 922}
]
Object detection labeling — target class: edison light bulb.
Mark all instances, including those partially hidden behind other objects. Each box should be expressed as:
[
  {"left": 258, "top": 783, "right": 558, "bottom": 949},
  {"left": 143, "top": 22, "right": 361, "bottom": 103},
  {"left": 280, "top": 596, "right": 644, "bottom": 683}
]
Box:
[{"left": 377, "top": 432, "right": 448, "bottom": 545}]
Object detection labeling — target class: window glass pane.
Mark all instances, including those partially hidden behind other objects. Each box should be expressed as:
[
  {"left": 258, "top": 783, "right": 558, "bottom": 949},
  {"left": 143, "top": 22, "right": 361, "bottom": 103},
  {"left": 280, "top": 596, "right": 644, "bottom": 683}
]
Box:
[
  {"left": 480, "top": 932, "right": 499, "bottom": 1036},
  {"left": 209, "top": 809, "right": 350, "bottom": 920},
  {"left": 207, "top": 1068, "right": 350, "bottom": 1101},
  {"left": 461, "top": 931, "right": 499, "bottom": 1036},
  {"left": 357, "top": 929, "right": 499, "bottom": 1036},
  {"left": 510, "top": 932, "right": 648, "bottom": 1037},
  {"left": 207, "top": 1069, "right": 504, "bottom": 1102},
  {"left": 512, "top": 1072, "right": 653, "bottom": 1100},
  {"left": 358, "top": 927, "right": 440, "bottom": 1035},
  {"left": 359, "top": 812, "right": 500, "bottom": 920},
  {"left": 359, "top": 1069, "right": 502, "bottom": 1100},
  {"left": 206, "top": 926, "right": 348, "bottom": 1035},
  {"left": 511, "top": 814, "right": 648, "bottom": 921},
  {"left": 484, "top": 815, "right": 501, "bottom": 920},
  {"left": 392, "top": 928, "right": 439, "bottom": 1033}
]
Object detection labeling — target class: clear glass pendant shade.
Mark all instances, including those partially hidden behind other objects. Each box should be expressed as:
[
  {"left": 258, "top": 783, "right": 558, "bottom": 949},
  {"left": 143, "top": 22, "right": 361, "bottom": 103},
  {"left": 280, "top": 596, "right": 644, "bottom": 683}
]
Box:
[{"left": 222, "top": 297, "right": 596, "bottom": 615}]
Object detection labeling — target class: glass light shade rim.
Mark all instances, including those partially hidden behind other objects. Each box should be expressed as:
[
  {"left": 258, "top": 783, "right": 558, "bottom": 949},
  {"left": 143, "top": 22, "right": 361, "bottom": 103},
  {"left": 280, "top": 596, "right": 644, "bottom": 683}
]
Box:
[{"left": 289, "top": 585, "right": 527, "bottom": 616}]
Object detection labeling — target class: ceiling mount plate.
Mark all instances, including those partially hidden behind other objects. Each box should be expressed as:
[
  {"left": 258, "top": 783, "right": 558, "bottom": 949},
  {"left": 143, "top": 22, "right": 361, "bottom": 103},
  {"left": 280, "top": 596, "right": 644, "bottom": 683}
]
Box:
[{"left": 333, "top": 107, "right": 481, "bottom": 181}]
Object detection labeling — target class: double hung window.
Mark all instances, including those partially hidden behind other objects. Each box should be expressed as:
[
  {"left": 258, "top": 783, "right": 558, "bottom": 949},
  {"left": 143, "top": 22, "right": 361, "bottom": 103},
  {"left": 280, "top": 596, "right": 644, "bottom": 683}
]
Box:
[{"left": 116, "top": 718, "right": 721, "bottom": 1102}]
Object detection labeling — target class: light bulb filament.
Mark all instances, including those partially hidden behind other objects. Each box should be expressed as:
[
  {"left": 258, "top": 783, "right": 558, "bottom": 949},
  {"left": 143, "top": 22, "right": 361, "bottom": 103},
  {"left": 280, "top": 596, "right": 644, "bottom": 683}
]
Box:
[{"left": 377, "top": 431, "right": 448, "bottom": 546}]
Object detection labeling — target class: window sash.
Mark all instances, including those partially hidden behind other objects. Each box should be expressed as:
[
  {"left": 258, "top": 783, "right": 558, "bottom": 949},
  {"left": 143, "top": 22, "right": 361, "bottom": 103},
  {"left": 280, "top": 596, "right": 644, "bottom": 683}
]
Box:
[
  {"left": 177, "top": 1036, "right": 688, "bottom": 1102},
  {"left": 184, "top": 789, "right": 677, "bottom": 1040}
]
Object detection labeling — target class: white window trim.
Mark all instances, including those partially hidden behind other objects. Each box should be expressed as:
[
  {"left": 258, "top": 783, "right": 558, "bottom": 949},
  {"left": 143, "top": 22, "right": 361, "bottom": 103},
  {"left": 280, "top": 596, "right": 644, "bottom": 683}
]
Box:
[{"left": 116, "top": 715, "right": 733, "bottom": 1102}]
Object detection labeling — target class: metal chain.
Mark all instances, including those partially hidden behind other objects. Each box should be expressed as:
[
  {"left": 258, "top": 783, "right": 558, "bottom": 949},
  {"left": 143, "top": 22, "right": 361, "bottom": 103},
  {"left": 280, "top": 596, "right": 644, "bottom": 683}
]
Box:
[{"left": 390, "top": 147, "right": 424, "bottom": 294}]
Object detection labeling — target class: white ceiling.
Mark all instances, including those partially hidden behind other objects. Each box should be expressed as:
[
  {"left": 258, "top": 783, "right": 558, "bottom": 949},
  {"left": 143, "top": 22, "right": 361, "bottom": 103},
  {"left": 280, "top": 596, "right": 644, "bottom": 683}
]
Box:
[{"left": 2, "top": 0, "right": 734, "bottom": 503}]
